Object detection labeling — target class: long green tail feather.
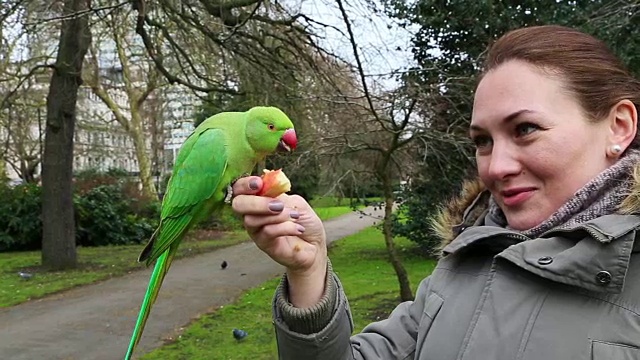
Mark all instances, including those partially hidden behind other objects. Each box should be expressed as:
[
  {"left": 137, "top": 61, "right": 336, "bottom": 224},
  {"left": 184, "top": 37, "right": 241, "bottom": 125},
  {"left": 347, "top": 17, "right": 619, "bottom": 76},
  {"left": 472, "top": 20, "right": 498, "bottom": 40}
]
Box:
[{"left": 124, "top": 244, "right": 178, "bottom": 360}]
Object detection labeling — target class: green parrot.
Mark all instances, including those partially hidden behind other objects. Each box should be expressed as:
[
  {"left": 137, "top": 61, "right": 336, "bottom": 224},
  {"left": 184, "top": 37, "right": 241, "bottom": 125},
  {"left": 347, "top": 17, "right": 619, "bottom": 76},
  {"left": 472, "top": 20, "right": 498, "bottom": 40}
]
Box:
[{"left": 124, "top": 106, "right": 297, "bottom": 360}]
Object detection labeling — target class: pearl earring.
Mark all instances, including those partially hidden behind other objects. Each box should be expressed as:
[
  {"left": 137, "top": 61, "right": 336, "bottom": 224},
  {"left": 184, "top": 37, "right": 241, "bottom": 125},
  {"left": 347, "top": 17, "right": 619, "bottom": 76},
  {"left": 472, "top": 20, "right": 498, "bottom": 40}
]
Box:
[{"left": 611, "top": 144, "right": 622, "bottom": 155}]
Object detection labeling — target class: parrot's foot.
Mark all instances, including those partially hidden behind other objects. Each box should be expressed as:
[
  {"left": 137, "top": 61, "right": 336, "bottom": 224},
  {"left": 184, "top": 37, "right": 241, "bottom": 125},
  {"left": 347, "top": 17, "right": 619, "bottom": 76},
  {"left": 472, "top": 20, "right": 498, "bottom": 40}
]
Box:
[
  {"left": 224, "top": 184, "right": 233, "bottom": 204},
  {"left": 225, "top": 173, "right": 251, "bottom": 204}
]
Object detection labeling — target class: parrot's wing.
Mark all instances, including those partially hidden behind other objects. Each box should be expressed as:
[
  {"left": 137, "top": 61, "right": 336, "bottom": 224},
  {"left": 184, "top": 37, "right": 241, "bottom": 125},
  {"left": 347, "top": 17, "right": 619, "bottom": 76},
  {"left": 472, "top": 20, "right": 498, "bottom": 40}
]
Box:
[
  {"left": 162, "top": 128, "right": 228, "bottom": 217},
  {"left": 143, "top": 128, "right": 228, "bottom": 263}
]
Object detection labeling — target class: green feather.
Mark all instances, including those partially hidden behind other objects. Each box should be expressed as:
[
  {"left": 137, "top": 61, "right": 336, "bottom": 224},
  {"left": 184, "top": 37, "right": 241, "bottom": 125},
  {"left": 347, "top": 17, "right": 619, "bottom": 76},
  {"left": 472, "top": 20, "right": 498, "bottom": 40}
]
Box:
[
  {"left": 124, "top": 106, "right": 296, "bottom": 359},
  {"left": 125, "top": 242, "right": 178, "bottom": 360}
]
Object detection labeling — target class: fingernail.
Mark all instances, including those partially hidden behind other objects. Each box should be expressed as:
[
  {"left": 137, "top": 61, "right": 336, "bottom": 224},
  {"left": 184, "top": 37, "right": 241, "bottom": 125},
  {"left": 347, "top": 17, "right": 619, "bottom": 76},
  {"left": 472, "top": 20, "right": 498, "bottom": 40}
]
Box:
[
  {"left": 290, "top": 210, "right": 300, "bottom": 219},
  {"left": 268, "top": 200, "right": 284, "bottom": 212},
  {"left": 296, "top": 224, "right": 305, "bottom": 233},
  {"left": 249, "top": 179, "right": 259, "bottom": 190}
]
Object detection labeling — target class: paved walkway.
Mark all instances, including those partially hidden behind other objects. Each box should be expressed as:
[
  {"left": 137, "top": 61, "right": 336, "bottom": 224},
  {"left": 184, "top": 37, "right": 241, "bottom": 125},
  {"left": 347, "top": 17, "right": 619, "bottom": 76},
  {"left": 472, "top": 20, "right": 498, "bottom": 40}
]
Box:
[{"left": 0, "top": 206, "right": 386, "bottom": 360}]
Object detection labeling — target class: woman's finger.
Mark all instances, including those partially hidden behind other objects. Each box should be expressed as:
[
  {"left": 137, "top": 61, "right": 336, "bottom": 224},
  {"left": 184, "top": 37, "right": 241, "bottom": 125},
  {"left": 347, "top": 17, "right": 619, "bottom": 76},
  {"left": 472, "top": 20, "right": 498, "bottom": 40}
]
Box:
[
  {"left": 261, "top": 221, "right": 306, "bottom": 241},
  {"left": 231, "top": 176, "right": 263, "bottom": 196},
  {"left": 232, "top": 194, "right": 285, "bottom": 216},
  {"left": 243, "top": 208, "right": 300, "bottom": 230},
  {"left": 252, "top": 222, "right": 307, "bottom": 253}
]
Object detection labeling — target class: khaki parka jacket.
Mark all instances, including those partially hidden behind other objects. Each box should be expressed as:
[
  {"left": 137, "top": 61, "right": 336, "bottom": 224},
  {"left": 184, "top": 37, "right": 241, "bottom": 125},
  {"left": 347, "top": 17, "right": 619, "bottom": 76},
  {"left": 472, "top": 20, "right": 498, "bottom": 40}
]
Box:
[{"left": 273, "top": 178, "right": 640, "bottom": 360}]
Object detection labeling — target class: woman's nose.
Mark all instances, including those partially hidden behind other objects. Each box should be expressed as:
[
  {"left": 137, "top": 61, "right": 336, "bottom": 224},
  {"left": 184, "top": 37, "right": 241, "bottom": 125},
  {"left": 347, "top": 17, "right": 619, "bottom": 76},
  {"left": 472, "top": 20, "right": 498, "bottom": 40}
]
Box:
[{"left": 486, "top": 142, "right": 522, "bottom": 180}]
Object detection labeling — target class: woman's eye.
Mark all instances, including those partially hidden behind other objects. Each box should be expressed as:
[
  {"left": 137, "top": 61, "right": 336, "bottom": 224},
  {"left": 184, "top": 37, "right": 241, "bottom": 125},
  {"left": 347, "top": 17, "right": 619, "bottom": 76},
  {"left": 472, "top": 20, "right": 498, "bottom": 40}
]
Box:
[
  {"left": 515, "top": 122, "right": 540, "bottom": 137},
  {"left": 472, "top": 135, "right": 492, "bottom": 149}
]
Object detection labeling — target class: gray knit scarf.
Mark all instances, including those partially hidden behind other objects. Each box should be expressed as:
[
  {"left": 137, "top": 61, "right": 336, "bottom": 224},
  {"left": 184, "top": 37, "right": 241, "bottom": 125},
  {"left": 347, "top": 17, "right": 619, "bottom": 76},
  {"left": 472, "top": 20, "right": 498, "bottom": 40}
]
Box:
[{"left": 488, "top": 149, "right": 640, "bottom": 238}]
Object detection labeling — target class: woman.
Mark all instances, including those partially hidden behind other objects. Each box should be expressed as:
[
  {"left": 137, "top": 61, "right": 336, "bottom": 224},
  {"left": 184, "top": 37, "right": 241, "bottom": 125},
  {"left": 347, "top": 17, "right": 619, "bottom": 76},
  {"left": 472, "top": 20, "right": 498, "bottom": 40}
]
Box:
[{"left": 231, "top": 25, "right": 640, "bottom": 359}]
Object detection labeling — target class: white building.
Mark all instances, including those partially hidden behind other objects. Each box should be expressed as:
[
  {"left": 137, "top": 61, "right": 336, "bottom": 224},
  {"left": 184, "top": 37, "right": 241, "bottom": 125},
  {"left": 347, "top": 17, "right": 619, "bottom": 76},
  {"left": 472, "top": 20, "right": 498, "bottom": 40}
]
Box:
[
  {"left": 75, "top": 90, "right": 140, "bottom": 173},
  {"left": 1, "top": 70, "right": 199, "bottom": 185},
  {"left": 161, "top": 86, "right": 197, "bottom": 171},
  {"left": 1, "top": 8, "right": 201, "bottom": 185}
]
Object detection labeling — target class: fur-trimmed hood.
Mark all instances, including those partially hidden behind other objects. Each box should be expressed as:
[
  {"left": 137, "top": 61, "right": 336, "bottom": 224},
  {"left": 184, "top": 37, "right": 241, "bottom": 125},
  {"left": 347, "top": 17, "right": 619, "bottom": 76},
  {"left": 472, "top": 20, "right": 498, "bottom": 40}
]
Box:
[{"left": 431, "top": 164, "right": 640, "bottom": 251}]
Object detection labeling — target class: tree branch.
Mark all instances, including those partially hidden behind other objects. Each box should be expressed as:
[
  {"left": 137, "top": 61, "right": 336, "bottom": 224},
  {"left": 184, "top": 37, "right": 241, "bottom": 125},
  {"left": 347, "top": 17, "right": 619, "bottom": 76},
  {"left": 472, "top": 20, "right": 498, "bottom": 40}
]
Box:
[
  {"left": 132, "top": 0, "right": 239, "bottom": 94},
  {"left": 24, "top": 1, "right": 129, "bottom": 25},
  {"left": 335, "top": 0, "right": 384, "bottom": 128},
  {"left": 0, "top": 0, "right": 29, "bottom": 25},
  {"left": 0, "top": 64, "right": 54, "bottom": 110}
]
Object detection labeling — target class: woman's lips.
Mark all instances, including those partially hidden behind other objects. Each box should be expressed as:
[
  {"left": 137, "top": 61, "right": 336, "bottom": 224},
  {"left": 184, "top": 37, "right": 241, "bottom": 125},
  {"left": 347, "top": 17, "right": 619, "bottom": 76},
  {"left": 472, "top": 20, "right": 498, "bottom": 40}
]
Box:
[{"left": 500, "top": 188, "right": 536, "bottom": 207}]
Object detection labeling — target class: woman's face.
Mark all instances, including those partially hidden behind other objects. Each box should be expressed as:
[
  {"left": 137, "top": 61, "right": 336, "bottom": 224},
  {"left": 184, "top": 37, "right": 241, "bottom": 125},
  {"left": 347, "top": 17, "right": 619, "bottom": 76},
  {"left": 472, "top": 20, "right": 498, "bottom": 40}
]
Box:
[{"left": 471, "top": 60, "right": 613, "bottom": 230}]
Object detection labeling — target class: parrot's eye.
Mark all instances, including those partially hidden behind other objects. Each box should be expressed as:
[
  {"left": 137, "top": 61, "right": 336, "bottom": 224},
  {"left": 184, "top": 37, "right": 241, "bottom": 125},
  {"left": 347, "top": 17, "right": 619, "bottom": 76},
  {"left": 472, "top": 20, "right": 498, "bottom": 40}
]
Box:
[{"left": 267, "top": 123, "right": 275, "bottom": 131}]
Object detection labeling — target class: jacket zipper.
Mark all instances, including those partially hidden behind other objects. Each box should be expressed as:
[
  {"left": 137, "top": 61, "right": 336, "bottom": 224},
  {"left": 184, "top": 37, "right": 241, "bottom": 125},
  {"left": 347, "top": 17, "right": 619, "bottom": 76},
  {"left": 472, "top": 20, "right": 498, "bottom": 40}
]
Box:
[
  {"left": 538, "top": 224, "right": 612, "bottom": 243},
  {"left": 496, "top": 224, "right": 612, "bottom": 243}
]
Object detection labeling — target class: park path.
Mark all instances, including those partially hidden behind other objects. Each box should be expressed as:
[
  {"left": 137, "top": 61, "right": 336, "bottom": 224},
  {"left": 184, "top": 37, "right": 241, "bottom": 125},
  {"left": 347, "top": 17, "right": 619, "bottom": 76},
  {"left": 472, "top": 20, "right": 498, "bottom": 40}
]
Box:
[{"left": 0, "top": 206, "right": 385, "bottom": 360}]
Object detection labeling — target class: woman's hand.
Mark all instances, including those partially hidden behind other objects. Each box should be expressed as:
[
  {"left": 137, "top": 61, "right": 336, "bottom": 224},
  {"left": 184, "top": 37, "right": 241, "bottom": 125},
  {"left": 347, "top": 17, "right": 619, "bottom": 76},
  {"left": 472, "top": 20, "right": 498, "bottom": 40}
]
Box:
[{"left": 231, "top": 176, "right": 328, "bottom": 307}]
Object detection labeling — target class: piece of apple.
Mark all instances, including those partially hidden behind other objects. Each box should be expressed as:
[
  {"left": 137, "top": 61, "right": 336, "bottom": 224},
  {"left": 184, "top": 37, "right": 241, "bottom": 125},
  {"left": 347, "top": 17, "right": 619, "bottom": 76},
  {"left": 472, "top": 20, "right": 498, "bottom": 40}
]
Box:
[{"left": 257, "top": 169, "right": 291, "bottom": 197}]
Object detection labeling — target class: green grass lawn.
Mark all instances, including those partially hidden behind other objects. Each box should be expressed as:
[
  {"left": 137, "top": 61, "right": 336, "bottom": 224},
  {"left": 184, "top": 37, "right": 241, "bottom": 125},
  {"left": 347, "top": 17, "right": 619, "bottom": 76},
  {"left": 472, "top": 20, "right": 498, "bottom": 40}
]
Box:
[
  {"left": 310, "top": 196, "right": 381, "bottom": 222},
  {"left": 310, "top": 196, "right": 381, "bottom": 208},
  {"left": 0, "top": 231, "right": 247, "bottom": 308},
  {"left": 314, "top": 206, "right": 356, "bottom": 221},
  {"left": 141, "top": 226, "right": 437, "bottom": 360}
]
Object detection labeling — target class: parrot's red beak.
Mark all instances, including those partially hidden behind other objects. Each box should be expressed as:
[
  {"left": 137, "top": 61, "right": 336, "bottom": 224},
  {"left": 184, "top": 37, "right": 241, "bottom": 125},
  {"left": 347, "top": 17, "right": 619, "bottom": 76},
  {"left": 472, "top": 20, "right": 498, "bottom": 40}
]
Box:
[{"left": 278, "top": 128, "right": 297, "bottom": 152}]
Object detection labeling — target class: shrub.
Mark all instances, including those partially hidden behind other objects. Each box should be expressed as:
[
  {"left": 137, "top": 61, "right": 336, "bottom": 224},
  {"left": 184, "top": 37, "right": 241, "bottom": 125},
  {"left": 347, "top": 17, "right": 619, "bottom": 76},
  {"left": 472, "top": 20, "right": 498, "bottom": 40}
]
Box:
[
  {"left": 392, "top": 143, "right": 474, "bottom": 256},
  {"left": 0, "top": 183, "right": 42, "bottom": 251},
  {"left": 73, "top": 168, "right": 161, "bottom": 247},
  {"left": 0, "top": 169, "right": 161, "bottom": 252},
  {"left": 75, "top": 184, "right": 158, "bottom": 247}
]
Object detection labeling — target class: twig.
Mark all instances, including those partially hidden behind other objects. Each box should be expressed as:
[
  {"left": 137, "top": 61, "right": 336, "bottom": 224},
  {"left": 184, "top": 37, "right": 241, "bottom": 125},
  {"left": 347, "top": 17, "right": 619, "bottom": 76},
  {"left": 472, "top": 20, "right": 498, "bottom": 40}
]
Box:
[
  {"left": 0, "top": 64, "right": 54, "bottom": 110},
  {"left": 335, "top": 0, "right": 384, "bottom": 128},
  {"left": 24, "top": 2, "right": 129, "bottom": 25}
]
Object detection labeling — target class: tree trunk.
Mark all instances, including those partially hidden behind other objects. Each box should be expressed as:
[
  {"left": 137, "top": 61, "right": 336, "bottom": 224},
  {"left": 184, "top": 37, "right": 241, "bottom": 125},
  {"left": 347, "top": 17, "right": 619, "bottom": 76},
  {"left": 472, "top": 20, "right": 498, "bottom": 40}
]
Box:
[
  {"left": 380, "top": 168, "right": 413, "bottom": 301},
  {"left": 19, "top": 157, "right": 39, "bottom": 183},
  {"left": 41, "top": 0, "right": 91, "bottom": 270},
  {"left": 130, "top": 112, "right": 157, "bottom": 200}
]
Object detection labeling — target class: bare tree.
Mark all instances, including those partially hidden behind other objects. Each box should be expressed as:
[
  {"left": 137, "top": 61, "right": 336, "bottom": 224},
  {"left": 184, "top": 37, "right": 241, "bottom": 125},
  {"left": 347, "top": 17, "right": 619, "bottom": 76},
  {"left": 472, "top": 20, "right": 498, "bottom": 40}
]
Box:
[
  {"left": 320, "top": 84, "right": 419, "bottom": 301},
  {"left": 307, "top": 0, "right": 466, "bottom": 301},
  {"left": 129, "top": 0, "right": 340, "bottom": 95},
  {"left": 41, "top": 0, "right": 92, "bottom": 270},
  {"left": 82, "top": 4, "right": 164, "bottom": 199},
  {"left": 0, "top": 2, "right": 52, "bottom": 183},
  {"left": 1, "top": 84, "right": 46, "bottom": 183}
]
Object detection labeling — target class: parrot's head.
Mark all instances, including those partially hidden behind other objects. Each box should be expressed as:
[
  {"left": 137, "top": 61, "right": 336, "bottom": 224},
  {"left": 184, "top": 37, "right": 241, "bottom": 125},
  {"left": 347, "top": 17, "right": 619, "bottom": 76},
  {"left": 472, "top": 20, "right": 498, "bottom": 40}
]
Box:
[{"left": 245, "top": 106, "right": 297, "bottom": 155}]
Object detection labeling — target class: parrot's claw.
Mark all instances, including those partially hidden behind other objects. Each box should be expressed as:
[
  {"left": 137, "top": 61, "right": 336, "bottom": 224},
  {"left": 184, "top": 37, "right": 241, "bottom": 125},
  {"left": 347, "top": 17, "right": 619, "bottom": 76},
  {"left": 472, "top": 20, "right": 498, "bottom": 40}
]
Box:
[
  {"left": 225, "top": 173, "right": 251, "bottom": 204},
  {"left": 224, "top": 184, "right": 233, "bottom": 204}
]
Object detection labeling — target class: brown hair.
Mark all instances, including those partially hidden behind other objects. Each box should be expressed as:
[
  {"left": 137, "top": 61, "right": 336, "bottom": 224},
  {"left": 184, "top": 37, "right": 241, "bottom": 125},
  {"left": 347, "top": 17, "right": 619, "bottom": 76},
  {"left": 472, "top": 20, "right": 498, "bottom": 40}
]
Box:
[{"left": 481, "top": 25, "right": 640, "bottom": 147}]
